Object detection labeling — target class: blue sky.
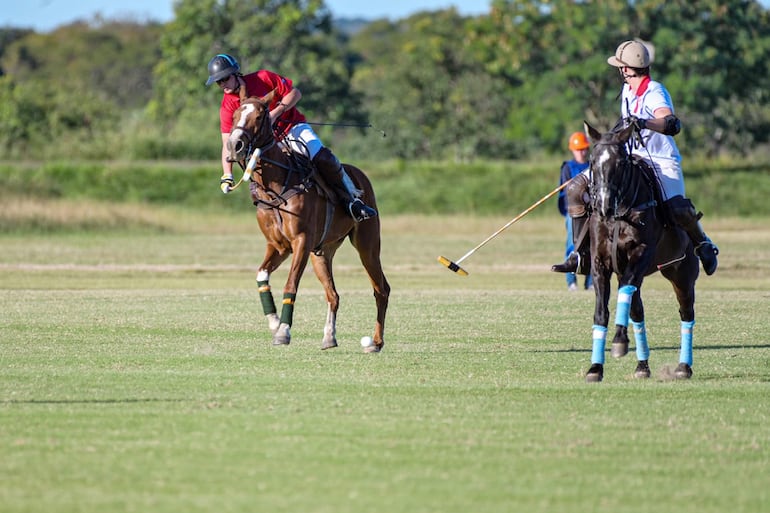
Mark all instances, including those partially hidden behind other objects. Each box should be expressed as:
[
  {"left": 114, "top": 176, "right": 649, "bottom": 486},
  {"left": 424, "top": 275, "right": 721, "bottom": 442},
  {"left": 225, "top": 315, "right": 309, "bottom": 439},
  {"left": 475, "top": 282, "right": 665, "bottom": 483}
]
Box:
[
  {"left": 1, "top": 0, "right": 490, "bottom": 32},
  {"left": 3, "top": 1, "right": 768, "bottom": 33}
]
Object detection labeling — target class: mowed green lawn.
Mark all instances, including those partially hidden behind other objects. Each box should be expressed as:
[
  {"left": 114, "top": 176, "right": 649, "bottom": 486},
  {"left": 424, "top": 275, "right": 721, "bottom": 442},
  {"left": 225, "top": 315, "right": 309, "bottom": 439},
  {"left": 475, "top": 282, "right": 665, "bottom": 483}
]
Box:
[{"left": 1, "top": 213, "right": 768, "bottom": 513}]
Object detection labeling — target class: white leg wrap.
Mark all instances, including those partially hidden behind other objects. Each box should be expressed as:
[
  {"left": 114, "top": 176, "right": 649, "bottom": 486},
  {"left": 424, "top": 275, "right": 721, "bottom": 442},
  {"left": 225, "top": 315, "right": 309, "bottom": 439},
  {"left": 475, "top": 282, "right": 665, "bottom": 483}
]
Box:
[
  {"left": 324, "top": 303, "right": 337, "bottom": 340},
  {"left": 266, "top": 313, "right": 280, "bottom": 333}
]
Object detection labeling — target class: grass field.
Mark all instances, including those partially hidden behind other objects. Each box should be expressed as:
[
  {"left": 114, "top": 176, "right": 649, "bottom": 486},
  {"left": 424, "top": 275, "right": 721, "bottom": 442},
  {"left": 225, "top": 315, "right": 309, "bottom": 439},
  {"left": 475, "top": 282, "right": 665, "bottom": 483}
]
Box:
[{"left": 1, "top": 208, "right": 769, "bottom": 513}]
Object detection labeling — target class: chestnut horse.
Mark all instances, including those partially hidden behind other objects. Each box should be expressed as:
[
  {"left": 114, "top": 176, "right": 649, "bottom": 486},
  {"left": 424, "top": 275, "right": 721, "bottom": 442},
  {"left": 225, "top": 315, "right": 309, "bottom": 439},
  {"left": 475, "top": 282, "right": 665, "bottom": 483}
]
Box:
[
  {"left": 226, "top": 89, "right": 389, "bottom": 352},
  {"left": 583, "top": 121, "right": 699, "bottom": 382}
]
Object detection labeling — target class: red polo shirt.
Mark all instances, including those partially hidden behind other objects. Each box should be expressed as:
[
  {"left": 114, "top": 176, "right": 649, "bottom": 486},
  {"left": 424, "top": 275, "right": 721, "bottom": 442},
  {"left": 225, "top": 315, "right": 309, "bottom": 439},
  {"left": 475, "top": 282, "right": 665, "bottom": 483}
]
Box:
[{"left": 219, "top": 70, "right": 307, "bottom": 136}]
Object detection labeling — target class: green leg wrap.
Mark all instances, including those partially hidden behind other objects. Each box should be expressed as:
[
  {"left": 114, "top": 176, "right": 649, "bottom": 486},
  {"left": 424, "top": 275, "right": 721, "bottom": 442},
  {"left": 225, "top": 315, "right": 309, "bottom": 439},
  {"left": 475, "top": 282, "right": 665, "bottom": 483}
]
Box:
[
  {"left": 280, "top": 293, "right": 296, "bottom": 326},
  {"left": 257, "top": 280, "right": 277, "bottom": 316}
]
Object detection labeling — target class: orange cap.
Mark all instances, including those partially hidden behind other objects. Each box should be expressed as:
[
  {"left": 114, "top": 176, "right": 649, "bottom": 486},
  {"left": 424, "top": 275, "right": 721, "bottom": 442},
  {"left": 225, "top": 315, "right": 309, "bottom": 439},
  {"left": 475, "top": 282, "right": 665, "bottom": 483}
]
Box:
[{"left": 568, "top": 132, "right": 590, "bottom": 151}]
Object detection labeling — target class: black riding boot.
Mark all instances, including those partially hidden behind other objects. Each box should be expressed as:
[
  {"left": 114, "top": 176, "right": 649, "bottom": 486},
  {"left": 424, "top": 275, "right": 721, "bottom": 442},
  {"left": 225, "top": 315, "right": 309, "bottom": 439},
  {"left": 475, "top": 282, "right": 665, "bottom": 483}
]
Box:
[
  {"left": 552, "top": 173, "right": 591, "bottom": 275},
  {"left": 552, "top": 214, "right": 591, "bottom": 275},
  {"left": 665, "top": 196, "right": 718, "bottom": 275},
  {"left": 313, "top": 147, "right": 377, "bottom": 222}
]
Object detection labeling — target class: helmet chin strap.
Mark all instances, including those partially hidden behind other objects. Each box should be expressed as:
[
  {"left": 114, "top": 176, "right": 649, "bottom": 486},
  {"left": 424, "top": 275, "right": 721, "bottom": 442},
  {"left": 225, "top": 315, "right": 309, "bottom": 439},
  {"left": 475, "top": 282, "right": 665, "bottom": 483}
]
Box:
[{"left": 620, "top": 67, "right": 639, "bottom": 79}]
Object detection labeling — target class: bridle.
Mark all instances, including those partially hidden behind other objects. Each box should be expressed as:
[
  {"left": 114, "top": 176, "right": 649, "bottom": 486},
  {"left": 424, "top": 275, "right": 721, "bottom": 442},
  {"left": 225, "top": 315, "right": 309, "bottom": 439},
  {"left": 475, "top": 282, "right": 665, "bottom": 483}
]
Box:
[
  {"left": 591, "top": 139, "right": 649, "bottom": 220},
  {"left": 228, "top": 99, "right": 315, "bottom": 212},
  {"left": 231, "top": 100, "right": 276, "bottom": 163}
]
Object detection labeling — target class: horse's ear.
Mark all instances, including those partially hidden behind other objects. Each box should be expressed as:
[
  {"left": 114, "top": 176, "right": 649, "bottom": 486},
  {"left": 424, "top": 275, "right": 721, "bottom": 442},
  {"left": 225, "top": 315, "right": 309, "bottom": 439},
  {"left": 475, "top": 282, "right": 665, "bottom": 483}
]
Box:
[
  {"left": 619, "top": 123, "right": 636, "bottom": 143},
  {"left": 239, "top": 83, "right": 249, "bottom": 103},
  {"left": 584, "top": 121, "right": 601, "bottom": 144},
  {"left": 261, "top": 89, "right": 276, "bottom": 105}
]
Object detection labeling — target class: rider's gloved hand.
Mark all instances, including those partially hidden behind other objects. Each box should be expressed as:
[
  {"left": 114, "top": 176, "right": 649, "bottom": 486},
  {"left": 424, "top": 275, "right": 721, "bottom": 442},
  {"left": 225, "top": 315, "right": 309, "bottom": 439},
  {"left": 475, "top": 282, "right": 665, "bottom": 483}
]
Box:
[
  {"left": 220, "top": 174, "right": 234, "bottom": 194},
  {"left": 628, "top": 116, "right": 647, "bottom": 131}
]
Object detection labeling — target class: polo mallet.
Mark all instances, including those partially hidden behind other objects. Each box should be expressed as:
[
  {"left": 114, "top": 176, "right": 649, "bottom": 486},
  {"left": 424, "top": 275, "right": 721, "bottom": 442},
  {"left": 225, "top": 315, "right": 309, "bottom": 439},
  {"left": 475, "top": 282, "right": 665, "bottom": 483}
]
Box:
[{"left": 437, "top": 179, "right": 573, "bottom": 276}]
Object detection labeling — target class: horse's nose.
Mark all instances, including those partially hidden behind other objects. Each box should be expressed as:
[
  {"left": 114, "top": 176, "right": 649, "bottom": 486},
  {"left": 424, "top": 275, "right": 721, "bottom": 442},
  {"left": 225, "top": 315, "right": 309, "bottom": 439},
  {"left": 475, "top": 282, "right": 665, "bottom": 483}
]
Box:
[{"left": 225, "top": 137, "right": 245, "bottom": 161}]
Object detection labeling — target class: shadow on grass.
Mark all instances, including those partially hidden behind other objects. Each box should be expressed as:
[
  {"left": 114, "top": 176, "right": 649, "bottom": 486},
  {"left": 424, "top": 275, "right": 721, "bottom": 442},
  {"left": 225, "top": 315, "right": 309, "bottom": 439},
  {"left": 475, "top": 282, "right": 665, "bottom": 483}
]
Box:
[{"left": 533, "top": 343, "right": 770, "bottom": 353}]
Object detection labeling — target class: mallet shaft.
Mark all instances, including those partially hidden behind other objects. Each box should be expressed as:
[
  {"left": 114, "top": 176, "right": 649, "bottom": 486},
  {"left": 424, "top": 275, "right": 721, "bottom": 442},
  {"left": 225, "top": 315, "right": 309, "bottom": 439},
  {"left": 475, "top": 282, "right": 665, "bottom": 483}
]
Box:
[{"left": 455, "top": 179, "right": 573, "bottom": 265}]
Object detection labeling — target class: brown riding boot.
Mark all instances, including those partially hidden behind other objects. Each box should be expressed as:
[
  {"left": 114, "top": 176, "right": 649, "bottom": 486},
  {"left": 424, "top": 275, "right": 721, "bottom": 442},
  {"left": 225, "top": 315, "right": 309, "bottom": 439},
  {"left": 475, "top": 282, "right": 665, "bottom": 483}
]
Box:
[
  {"left": 312, "top": 147, "right": 377, "bottom": 222},
  {"left": 552, "top": 173, "right": 591, "bottom": 275},
  {"left": 664, "top": 196, "right": 718, "bottom": 275}
]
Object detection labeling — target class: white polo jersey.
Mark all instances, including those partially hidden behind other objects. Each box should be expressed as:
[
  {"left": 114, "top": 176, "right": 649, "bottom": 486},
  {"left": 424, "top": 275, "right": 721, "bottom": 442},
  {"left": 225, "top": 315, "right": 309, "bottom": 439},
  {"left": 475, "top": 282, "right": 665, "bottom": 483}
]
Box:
[{"left": 620, "top": 77, "right": 685, "bottom": 199}]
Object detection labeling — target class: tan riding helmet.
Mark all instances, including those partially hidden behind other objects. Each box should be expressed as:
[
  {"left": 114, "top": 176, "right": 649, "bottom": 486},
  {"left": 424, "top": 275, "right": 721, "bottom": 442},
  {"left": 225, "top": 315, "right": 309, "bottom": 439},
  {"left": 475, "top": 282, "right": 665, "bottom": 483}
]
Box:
[{"left": 607, "top": 40, "right": 650, "bottom": 68}]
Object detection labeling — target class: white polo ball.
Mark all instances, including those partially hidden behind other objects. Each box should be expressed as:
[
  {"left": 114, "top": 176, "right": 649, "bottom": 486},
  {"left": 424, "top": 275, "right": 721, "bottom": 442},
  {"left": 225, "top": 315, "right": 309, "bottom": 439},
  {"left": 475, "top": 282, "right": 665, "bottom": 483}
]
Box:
[{"left": 360, "top": 336, "right": 374, "bottom": 348}]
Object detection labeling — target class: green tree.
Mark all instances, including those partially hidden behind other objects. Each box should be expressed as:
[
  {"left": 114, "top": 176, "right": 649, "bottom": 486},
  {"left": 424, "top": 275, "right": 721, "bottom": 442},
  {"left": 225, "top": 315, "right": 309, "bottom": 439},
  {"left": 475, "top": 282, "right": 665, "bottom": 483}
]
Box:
[
  {"left": 2, "top": 21, "right": 161, "bottom": 109},
  {"left": 0, "top": 21, "right": 160, "bottom": 157},
  {"left": 349, "top": 10, "right": 516, "bottom": 161}
]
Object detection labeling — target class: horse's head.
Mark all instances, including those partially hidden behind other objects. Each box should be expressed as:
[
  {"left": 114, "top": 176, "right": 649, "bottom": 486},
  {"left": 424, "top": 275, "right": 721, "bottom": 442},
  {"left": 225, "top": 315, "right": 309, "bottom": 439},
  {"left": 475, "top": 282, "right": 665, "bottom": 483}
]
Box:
[
  {"left": 585, "top": 121, "right": 636, "bottom": 217},
  {"left": 226, "top": 89, "right": 276, "bottom": 163}
]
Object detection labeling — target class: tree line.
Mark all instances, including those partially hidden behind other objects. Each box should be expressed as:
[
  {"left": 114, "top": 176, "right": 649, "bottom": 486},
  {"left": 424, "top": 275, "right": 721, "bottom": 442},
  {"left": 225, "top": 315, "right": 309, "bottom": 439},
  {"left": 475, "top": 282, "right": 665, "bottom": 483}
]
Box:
[{"left": 1, "top": 0, "right": 769, "bottom": 162}]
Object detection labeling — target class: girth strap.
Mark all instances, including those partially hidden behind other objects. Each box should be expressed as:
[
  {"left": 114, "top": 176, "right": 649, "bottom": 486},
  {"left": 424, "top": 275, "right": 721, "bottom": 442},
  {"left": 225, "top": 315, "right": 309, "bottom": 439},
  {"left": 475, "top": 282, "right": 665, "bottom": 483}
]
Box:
[
  {"left": 312, "top": 200, "right": 336, "bottom": 255},
  {"left": 612, "top": 223, "right": 620, "bottom": 275}
]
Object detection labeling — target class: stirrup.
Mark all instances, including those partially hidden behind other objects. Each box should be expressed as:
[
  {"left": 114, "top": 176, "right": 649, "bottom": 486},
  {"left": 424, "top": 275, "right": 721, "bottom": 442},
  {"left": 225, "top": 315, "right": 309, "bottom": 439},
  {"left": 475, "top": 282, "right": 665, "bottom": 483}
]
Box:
[
  {"left": 695, "top": 240, "right": 719, "bottom": 276},
  {"left": 349, "top": 198, "right": 377, "bottom": 222}
]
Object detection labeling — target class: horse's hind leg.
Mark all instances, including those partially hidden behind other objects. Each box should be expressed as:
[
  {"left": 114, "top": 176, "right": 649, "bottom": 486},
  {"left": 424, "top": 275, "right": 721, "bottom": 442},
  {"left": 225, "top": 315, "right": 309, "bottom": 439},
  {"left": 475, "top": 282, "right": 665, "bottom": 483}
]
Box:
[
  {"left": 631, "top": 320, "right": 651, "bottom": 379},
  {"left": 350, "top": 220, "right": 390, "bottom": 353},
  {"left": 663, "top": 260, "right": 697, "bottom": 379},
  {"left": 310, "top": 250, "right": 341, "bottom": 350}
]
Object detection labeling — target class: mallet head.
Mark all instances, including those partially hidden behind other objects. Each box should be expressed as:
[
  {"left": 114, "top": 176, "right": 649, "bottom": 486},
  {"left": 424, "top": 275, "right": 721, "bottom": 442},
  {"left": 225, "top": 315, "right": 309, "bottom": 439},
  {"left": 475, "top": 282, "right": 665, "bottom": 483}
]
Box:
[{"left": 437, "top": 256, "right": 469, "bottom": 276}]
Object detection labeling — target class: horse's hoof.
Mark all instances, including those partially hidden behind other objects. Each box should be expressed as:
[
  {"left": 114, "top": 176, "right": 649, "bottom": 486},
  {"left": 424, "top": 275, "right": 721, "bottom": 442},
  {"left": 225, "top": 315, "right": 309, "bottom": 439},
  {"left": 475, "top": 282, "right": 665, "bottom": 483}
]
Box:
[
  {"left": 611, "top": 341, "right": 629, "bottom": 358},
  {"left": 585, "top": 363, "right": 603, "bottom": 382},
  {"left": 321, "top": 338, "right": 338, "bottom": 350},
  {"left": 272, "top": 323, "right": 291, "bottom": 345},
  {"left": 364, "top": 342, "right": 383, "bottom": 353},
  {"left": 674, "top": 363, "right": 693, "bottom": 379},
  {"left": 634, "top": 360, "right": 651, "bottom": 379}
]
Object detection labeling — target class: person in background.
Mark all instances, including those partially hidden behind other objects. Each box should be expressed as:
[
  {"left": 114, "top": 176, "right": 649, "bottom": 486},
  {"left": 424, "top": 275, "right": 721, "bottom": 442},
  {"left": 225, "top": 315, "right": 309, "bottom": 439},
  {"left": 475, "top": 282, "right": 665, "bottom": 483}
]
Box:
[
  {"left": 558, "top": 132, "right": 593, "bottom": 291},
  {"left": 205, "top": 53, "right": 376, "bottom": 222}
]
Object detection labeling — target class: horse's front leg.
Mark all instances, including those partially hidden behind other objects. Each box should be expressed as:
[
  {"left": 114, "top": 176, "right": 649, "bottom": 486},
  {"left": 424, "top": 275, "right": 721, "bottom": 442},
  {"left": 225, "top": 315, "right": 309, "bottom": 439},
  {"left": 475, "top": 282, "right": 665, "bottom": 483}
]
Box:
[
  {"left": 587, "top": 265, "right": 613, "bottom": 382},
  {"left": 610, "top": 284, "right": 638, "bottom": 359},
  {"left": 612, "top": 244, "right": 654, "bottom": 358},
  {"left": 272, "top": 238, "right": 312, "bottom": 346},
  {"left": 256, "top": 245, "right": 290, "bottom": 336}
]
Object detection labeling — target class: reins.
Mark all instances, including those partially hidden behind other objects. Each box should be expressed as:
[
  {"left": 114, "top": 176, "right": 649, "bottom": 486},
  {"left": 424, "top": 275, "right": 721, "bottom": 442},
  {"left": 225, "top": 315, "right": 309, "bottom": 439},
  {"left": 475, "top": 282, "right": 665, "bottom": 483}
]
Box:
[{"left": 228, "top": 99, "right": 318, "bottom": 215}]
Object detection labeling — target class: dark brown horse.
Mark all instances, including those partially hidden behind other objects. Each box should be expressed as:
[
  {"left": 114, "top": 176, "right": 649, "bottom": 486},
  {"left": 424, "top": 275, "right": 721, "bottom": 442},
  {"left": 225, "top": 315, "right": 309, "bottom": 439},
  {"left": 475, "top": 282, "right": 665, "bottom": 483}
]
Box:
[
  {"left": 583, "top": 121, "right": 699, "bottom": 382},
  {"left": 226, "top": 88, "right": 389, "bottom": 352}
]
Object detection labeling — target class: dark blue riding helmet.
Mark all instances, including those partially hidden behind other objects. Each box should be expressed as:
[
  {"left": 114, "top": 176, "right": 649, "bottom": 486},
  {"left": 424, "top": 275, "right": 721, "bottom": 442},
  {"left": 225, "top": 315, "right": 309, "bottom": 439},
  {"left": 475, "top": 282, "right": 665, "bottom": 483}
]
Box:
[{"left": 205, "top": 54, "right": 240, "bottom": 86}]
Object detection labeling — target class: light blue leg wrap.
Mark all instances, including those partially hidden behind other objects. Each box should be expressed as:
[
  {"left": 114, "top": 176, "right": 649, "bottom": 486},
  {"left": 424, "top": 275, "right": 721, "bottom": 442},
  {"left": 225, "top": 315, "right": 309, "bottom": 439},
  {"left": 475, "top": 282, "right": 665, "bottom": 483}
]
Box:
[
  {"left": 614, "top": 284, "right": 638, "bottom": 327},
  {"left": 592, "top": 325, "right": 608, "bottom": 364},
  {"left": 632, "top": 320, "right": 650, "bottom": 361},
  {"left": 680, "top": 320, "right": 695, "bottom": 366}
]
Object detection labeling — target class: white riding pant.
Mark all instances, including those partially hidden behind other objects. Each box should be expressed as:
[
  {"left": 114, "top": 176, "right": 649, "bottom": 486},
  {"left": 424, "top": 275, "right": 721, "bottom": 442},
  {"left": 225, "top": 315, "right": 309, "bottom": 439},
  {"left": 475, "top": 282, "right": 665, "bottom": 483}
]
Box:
[
  {"left": 635, "top": 155, "right": 685, "bottom": 200},
  {"left": 281, "top": 123, "right": 324, "bottom": 160}
]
